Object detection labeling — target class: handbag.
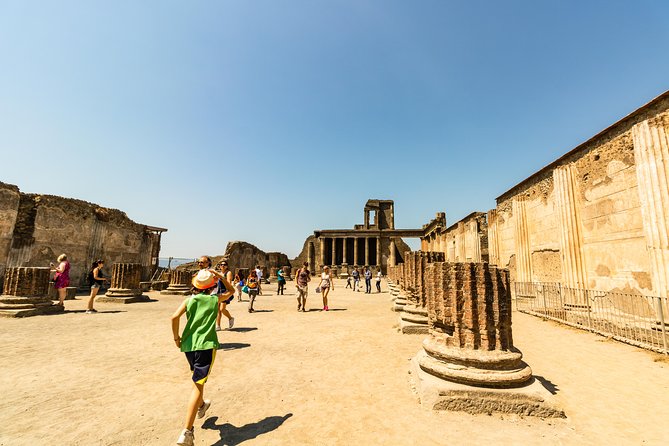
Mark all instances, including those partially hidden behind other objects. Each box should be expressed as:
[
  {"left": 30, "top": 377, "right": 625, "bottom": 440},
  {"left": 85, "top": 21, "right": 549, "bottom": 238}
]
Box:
[
  {"left": 315, "top": 286, "right": 322, "bottom": 293},
  {"left": 242, "top": 285, "right": 249, "bottom": 294}
]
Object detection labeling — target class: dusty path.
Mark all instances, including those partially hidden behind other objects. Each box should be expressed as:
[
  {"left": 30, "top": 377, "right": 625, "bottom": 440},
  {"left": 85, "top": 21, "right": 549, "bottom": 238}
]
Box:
[{"left": 0, "top": 279, "right": 667, "bottom": 445}]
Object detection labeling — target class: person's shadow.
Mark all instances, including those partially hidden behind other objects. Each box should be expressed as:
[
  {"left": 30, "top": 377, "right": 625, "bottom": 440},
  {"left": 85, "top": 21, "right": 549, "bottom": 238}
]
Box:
[{"left": 203, "top": 413, "right": 293, "bottom": 445}]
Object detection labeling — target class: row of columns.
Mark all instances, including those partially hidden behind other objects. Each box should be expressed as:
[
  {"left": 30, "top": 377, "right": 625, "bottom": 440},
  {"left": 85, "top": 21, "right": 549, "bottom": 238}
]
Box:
[{"left": 317, "top": 236, "right": 382, "bottom": 267}]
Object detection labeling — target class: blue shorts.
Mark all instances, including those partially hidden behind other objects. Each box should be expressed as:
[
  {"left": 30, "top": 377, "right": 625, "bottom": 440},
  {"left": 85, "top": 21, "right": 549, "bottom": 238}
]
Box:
[{"left": 185, "top": 349, "right": 216, "bottom": 384}]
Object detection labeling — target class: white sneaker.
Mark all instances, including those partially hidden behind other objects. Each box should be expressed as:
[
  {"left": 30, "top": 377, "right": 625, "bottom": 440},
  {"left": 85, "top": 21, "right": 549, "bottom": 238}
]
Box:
[
  {"left": 197, "top": 399, "right": 211, "bottom": 419},
  {"left": 215, "top": 326, "right": 222, "bottom": 331},
  {"left": 176, "top": 428, "right": 194, "bottom": 446},
  {"left": 228, "top": 317, "right": 235, "bottom": 329}
]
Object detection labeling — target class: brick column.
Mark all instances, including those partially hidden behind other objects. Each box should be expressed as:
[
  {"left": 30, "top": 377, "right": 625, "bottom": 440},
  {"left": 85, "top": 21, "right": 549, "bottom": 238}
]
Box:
[
  {"left": 0, "top": 267, "right": 63, "bottom": 317},
  {"left": 376, "top": 237, "right": 381, "bottom": 269},
  {"left": 364, "top": 237, "right": 370, "bottom": 266},
  {"left": 409, "top": 262, "right": 561, "bottom": 417},
  {"left": 161, "top": 269, "right": 193, "bottom": 296},
  {"left": 319, "top": 238, "right": 325, "bottom": 268},
  {"left": 354, "top": 237, "right": 359, "bottom": 265},
  {"left": 331, "top": 237, "right": 337, "bottom": 266},
  {"left": 389, "top": 239, "right": 396, "bottom": 267},
  {"left": 99, "top": 263, "right": 150, "bottom": 303}
]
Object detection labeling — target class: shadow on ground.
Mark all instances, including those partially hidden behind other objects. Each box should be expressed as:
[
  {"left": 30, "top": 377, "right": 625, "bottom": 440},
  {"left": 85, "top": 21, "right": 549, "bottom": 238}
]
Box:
[
  {"left": 218, "top": 343, "right": 251, "bottom": 351},
  {"left": 534, "top": 375, "right": 560, "bottom": 395},
  {"left": 228, "top": 327, "right": 258, "bottom": 333},
  {"left": 250, "top": 309, "right": 273, "bottom": 313},
  {"left": 203, "top": 413, "right": 293, "bottom": 445}
]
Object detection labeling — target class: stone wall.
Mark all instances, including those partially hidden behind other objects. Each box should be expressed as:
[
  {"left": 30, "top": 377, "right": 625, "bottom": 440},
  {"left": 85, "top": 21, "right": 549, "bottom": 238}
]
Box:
[
  {"left": 0, "top": 182, "right": 165, "bottom": 289},
  {"left": 491, "top": 91, "right": 669, "bottom": 297}
]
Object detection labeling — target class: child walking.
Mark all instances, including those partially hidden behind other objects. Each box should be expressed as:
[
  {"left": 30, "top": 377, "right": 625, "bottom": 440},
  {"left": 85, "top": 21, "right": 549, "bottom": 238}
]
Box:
[{"left": 171, "top": 267, "right": 234, "bottom": 446}]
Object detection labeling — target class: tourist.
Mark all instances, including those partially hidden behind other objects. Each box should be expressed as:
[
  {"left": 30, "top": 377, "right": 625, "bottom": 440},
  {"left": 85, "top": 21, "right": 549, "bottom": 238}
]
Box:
[
  {"left": 197, "top": 256, "right": 212, "bottom": 271},
  {"left": 255, "top": 265, "right": 263, "bottom": 295},
  {"left": 364, "top": 266, "right": 372, "bottom": 293},
  {"left": 345, "top": 275, "right": 352, "bottom": 289},
  {"left": 319, "top": 265, "right": 334, "bottom": 311},
  {"left": 171, "top": 268, "right": 234, "bottom": 446},
  {"left": 214, "top": 261, "right": 235, "bottom": 331},
  {"left": 352, "top": 267, "right": 360, "bottom": 292},
  {"left": 295, "top": 261, "right": 310, "bottom": 312},
  {"left": 50, "top": 254, "right": 70, "bottom": 307},
  {"left": 277, "top": 268, "right": 286, "bottom": 295},
  {"left": 246, "top": 270, "right": 260, "bottom": 312},
  {"left": 376, "top": 268, "right": 382, "bottom": 293},
  {"left": 86, "top": 259, "right": 108, "bottom": 313},
  {"left": 234, "top": 273, "right": 244, "bottom": 302}
]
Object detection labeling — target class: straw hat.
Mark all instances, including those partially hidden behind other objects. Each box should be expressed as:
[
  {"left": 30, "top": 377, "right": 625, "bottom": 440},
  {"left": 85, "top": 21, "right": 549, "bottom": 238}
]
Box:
[{"left": 192, "top": 270, "right": 217, "bottom": 290}]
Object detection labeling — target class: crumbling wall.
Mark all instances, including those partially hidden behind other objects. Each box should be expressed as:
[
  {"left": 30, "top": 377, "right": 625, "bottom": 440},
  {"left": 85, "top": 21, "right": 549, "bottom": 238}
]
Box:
[{"left": 0, "top": 183, "right": 164, "bottom": 289}]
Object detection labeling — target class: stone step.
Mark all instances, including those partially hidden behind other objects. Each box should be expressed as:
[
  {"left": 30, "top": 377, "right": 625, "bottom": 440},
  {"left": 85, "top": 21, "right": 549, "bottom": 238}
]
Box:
[{"left": 0, "top": 296, "right": 52, "bottom": 305}]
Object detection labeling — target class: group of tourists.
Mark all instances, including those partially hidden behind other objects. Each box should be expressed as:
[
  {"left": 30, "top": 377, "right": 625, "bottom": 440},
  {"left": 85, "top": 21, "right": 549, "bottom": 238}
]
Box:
[
  {"left": 49, "top": 254, "right": 109, "bottom": 314},
  {"left": 346, "top": 266, "right": 382, "bottom": 293}
]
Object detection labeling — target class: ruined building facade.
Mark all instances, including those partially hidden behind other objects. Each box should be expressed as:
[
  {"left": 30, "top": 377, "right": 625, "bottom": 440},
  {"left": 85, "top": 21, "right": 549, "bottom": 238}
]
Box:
[
  {"left": 293, "top": 200, "right": 419, "bottom": 274},
  {"left": 416, "top": 90, "right": 669, "bottom": 299},
  {"left": 0, "top": 182, "right": 166, "bottom": 289}
]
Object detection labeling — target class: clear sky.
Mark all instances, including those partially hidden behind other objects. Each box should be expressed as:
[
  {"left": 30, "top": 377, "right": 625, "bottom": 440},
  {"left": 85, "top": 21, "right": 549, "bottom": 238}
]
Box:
[{"left": 1, "top": 1, "right": 668, "bottom": 258}]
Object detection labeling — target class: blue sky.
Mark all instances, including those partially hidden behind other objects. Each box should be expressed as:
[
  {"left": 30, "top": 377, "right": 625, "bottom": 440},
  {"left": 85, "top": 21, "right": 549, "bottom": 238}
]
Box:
[{"left": 1, "top": 1, "right": 668, "bottom": 258}]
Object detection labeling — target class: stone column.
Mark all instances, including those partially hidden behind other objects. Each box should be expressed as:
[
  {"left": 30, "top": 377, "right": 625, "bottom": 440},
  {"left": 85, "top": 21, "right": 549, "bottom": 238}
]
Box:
[
  {"left": 364, "top": 210, "right": 370, "bottom": 229},
  {"left": 342, "top": 237, "right": 348, "bottom": 264},
  {"left": 307, "top": 242, "right": 315, "bottom": 269},
  {"left": 633, "top": 117, "right": 669, "bottom": 299},
  {"left": 365, "top": 237, "right": 370, "bottom": 266},
  {"left": 331, "top": 237, "right": 337, "bottom": 267},
  {"left": 99, "top": 263, "right": 149, "bottom": 303},
  {"left": 399, "top": 251, "right": 445, "bottom": 334},
  {"left": 0, "top": 267, "right": 63, "bottom": 317},
  {"left": 389, "top": 239, "right": 397, "bottom": 267},
  {"left": 411, "top": 262, "right": 562, "bottom": 417},
  {"left": 554, "top": 165, "right": 588, "bottom": 289},
  {"left": 487, "top": 209, "right": 500, "bottom": 266},
  {"left": 319, "top": 238, "right": 325, "bottom": 268},
  {"left": 513, "top": 197, "right": 533, "bottom": 283},
  {"left": 376, "top": 237, "right": 381, "bottom": 269},
  {"left": 161, "top": 269, "right": 193, "bottom": 296},
  {"left": 354, "top": 237, "right": 359, "bottom": 265}
]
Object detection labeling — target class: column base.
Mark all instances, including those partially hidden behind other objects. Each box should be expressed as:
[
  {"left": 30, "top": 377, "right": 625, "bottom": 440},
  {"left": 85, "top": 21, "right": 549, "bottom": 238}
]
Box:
[
  {"left": 410, "top": 351, "right": 565, "bottom": 417},
  {"left": 399, "top": 318, "right": 429, "bottom": 334},
  {"left": 0, "top": 296, "right": 64, "bottom": 318}
]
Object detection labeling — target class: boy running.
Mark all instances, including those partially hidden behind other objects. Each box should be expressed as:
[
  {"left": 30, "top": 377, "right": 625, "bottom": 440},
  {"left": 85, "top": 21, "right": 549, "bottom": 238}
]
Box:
[{"left": 171, "top": 267, "right": 234, "bottom": 446}]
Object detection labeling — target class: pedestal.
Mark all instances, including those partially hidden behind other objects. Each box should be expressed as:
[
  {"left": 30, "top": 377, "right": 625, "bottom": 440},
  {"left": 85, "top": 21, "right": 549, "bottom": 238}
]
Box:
[
  {"left": 161, "top": 270, "right": 193, "bottom": 296},
  {"left": 98, "top": 263, "right": 150, "bottom": 304},
  {"left": 0, "top": 267, "right": 63, "bottom": 318}
]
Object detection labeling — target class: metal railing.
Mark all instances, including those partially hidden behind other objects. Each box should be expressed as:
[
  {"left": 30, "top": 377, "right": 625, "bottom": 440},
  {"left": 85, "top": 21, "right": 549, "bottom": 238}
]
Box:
[{"left": 515, "top": 282, "right": 669, "bottom": 354}]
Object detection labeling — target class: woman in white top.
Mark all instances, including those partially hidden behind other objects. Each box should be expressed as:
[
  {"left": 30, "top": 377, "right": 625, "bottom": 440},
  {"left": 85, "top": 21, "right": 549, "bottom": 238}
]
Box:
[{"left": 320, "top": 265, "right": 334, "bottom": 311}]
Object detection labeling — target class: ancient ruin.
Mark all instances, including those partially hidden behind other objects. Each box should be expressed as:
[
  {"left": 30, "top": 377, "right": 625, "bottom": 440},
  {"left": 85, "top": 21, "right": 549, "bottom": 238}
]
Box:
[
  {"left": 293, "top": 200, "right": 418, "bottom": 275},
  {"left": 161, "top": 269, "right": 193, "bottom": 296},
  {"left": 408, "top": 261, "right": 563, "bottom": 417},
  {"left": 0, "top": 267, "right": 63, "bottom": 317},
  {"left": 0, "top": 182, "right": 166, "bottom": 290},
  {"left": 97, "top": 263, "right": 150, "bottom": 304},
  {"left": 398, "top": 251, "right": 444, "bottom": 334}
]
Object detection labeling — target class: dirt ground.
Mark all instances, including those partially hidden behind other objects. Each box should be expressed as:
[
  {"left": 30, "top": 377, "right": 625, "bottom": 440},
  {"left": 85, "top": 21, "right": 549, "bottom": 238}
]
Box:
[{"left": 0, "top": 279, "right": 668, "bottom": 445}]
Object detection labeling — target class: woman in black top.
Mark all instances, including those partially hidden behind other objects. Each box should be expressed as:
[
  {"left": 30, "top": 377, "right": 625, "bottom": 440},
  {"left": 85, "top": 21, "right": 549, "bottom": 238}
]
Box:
[{"left": 86, "top": 260, "right": 108, "bottom": 314}]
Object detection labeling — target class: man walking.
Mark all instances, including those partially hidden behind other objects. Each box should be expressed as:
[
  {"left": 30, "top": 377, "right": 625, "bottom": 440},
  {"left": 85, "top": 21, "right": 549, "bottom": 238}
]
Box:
[{"left": 364, "top": 266, "right": 372, "bottom": 294}]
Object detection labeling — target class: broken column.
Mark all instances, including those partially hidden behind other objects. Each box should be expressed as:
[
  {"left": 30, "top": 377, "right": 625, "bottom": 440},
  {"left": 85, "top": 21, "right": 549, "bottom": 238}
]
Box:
[
  {"left": 411, "top": 262, "right": 563, "bottom": 417},
  {"left": 161, "top": 269, "right": 193, "bottom": 296},
  {"left": 399, "top": 251, "right": 444, "bottom": 333},
  {"left": 98, "top": 263, "right": 150, "bottom": 303},
  {"left": 0, "top": 267, "right": 64, "bottom": 317}
]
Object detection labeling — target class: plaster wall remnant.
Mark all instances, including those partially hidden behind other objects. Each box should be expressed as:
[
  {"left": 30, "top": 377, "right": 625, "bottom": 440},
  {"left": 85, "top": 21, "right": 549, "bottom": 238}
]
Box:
[
  {"left": 422, "top": 212, "right": 488, "bottom": 263},
  {"left": 0, "top": 182, "right": 166, "bottom": 291},
  {"left": 491, "top": 91, "right": 669, "bottom": 296},
  {"left": 0, "top": 267, "right": 63, "bottom": 317},
  {"left": 411, "top": 261, "right": 563, "bottom": 417}
]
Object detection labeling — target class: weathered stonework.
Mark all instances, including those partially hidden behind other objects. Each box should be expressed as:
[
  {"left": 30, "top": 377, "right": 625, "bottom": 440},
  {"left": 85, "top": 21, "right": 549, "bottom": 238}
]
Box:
[
  {"left": 411, "top": 262, "right": 563, "bottom": 417},
  {"left": 0, "top": 267, "right": 63, "bottom": 317},
  {"left": 0, "top": 182, "right": 166, "bottom": 291},
  {"left": 399, "top": 251, "right": 444, "bottom": 334},
  {"left": 97, "top": 263, "right": 150, "bottom": 304},
  {"left": 161, "top": 269, "right": 193, "bottom": 296}
]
